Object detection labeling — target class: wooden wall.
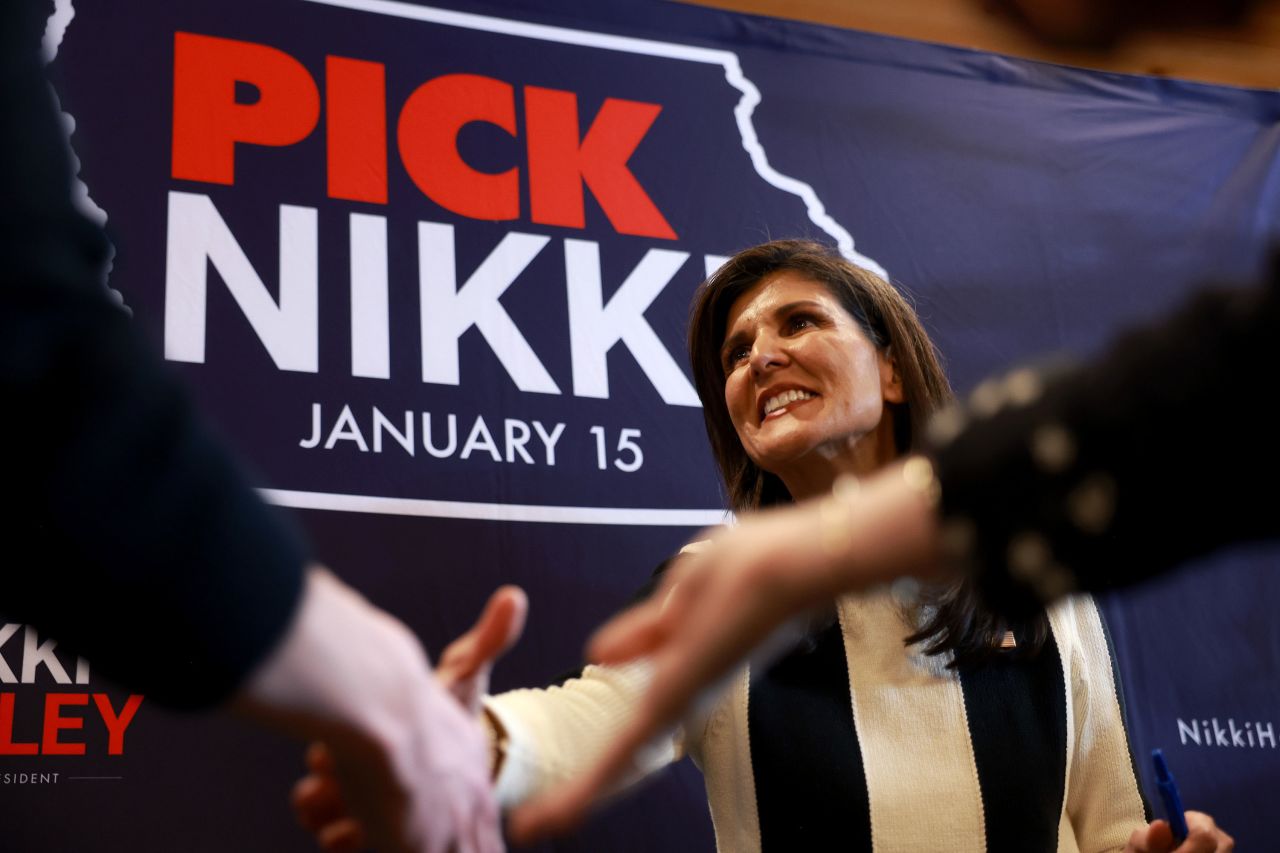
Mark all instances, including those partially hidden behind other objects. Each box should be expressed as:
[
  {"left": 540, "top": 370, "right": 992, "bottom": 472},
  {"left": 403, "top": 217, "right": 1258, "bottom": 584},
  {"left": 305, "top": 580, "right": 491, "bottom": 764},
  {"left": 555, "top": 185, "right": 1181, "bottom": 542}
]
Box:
[{"left": 680, "top": 0, "right": 1280, "bottom": 89}]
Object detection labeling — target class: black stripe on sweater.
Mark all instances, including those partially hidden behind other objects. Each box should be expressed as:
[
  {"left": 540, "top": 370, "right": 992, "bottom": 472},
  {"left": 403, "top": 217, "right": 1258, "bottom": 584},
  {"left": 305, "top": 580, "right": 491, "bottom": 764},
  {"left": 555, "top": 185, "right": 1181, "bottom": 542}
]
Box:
[
  {"left": 958, "top": 635, "right": 1067, "bottom": 853},
  {"left": 749, "top": 618, "right": 872, "bottom": 852}
]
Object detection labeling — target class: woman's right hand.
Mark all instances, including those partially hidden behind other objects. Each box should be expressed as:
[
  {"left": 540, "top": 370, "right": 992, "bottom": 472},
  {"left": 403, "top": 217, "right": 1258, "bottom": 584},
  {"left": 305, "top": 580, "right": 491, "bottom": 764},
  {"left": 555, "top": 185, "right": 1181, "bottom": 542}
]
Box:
[{"left": 291, "top": 586, "right": 527, "bottom": 852}]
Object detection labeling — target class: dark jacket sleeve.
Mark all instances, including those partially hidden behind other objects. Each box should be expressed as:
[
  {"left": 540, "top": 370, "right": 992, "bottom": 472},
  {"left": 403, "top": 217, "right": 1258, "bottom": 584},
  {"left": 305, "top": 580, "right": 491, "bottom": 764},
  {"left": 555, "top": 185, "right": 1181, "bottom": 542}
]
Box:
[
  {"left": 1, "top": 0, "right": 306, "bottom": 709},
  {"left": 929, "top": 262, "right": 1280, "bottom": 615}
]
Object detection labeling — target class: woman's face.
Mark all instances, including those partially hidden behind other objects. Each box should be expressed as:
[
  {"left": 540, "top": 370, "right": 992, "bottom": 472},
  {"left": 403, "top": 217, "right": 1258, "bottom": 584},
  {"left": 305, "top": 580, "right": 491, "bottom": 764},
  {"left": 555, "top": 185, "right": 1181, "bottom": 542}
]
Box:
[{"left": 720, "top": 271, "right": 903, "bottom": 478}]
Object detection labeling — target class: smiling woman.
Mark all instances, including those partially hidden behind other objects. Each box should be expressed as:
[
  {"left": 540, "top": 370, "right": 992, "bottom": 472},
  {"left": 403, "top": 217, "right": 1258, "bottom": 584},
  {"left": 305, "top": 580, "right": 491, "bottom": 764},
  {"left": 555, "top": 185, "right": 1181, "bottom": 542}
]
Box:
[
  {"left": 687, "top": 240, "right": 1014, "bottom": 666},
  {"left": 295, "top": 239, "right": 1158, "bottom": 853},
  {"left": 720, "top": 272, "right": 903, "bottom": 490},
  {"left": 492, "top": 242, "right": 1154, "bottom": 852},
  {"left": 691, "top": 241, "right": 946, "bottom": 505}
]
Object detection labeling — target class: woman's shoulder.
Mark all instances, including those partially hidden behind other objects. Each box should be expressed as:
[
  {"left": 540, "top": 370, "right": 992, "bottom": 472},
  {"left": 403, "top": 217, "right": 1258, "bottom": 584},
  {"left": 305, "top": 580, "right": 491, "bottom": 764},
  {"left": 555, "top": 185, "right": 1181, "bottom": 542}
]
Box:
[
  {"left": 1044, "top": 593, "right": 1104, "bottom": 637},
  {"left": 1043, "top": 594, "right": 1118, "bottom": 674}
]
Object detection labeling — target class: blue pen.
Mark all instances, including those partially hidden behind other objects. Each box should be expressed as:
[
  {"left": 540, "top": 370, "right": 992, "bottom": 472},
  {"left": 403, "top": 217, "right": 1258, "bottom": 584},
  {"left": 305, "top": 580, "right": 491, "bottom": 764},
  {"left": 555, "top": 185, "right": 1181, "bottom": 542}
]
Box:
[{"left": 1152, "top": 749, "right": 1189, "bottom": 844}]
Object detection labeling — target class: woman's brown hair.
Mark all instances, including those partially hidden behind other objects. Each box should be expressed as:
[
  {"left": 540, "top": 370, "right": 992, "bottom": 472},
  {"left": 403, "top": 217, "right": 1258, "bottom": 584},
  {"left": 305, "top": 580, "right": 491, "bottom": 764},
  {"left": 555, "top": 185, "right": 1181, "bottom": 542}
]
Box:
[{"left": 687, "top": 239, "right": 1045, "bottom": 667}]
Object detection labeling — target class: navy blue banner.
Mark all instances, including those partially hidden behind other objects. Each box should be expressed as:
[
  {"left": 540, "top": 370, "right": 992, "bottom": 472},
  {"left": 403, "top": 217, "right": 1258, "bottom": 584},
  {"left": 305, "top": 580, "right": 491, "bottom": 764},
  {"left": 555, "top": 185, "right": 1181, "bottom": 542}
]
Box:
[{"left": 6, "top": 0, "right": 1277, "bottom": 850}]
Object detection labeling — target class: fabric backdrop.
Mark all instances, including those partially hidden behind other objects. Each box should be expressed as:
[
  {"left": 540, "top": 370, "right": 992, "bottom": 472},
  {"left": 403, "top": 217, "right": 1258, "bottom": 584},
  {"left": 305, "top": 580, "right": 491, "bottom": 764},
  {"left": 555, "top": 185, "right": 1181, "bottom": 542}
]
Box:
[{"left": 6, "top": 0, "right": 1278, "bottom": 849}]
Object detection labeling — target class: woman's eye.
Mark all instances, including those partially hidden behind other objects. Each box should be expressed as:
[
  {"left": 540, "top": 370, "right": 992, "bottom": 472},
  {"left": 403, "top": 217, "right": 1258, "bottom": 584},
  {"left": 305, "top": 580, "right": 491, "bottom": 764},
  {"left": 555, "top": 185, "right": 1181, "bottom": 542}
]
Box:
[
  {"left": 788, "top": 314, "right": 816, "bottom": 332},
  {"left": 726, "top": 345, "right": 750, "bottom": 367}
]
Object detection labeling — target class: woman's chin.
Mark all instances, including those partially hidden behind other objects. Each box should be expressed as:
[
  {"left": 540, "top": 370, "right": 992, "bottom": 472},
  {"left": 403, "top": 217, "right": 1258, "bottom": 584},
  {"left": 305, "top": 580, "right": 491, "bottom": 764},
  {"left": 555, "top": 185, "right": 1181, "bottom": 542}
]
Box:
[{"left": 750, "top": 433, "right": 831, "bottom": 473}]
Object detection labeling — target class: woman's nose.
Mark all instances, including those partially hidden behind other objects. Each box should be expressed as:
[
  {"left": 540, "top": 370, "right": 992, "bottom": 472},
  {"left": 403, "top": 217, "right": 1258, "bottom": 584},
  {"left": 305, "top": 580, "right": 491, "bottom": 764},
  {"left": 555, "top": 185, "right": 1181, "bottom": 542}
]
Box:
[{"left": 749, "top": 333, "right": 789, "bottom": 374}]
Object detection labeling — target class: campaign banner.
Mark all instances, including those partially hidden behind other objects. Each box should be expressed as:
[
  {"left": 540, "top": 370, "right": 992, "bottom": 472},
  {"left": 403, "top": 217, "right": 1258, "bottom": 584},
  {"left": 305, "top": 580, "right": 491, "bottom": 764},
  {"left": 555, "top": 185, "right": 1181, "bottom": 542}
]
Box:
[{"left": 9, "top": 0, "right": 1279, "bottom": 850}]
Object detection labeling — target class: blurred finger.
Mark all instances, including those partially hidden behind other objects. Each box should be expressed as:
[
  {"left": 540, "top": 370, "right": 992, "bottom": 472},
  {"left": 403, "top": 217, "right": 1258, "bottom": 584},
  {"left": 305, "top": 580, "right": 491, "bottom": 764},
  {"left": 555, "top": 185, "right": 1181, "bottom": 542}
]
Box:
[
  {"left": 1176, "top": 830, "right": 1223, "bottom": 853},
  {"left": 587, "top": 598, "right": 673, "bottom": 664},
  {"left": 1127, "top": 820, "right": 1167, "bottom": 853},
  {"left": 438, "top": 586, "right": 529, "bottom": 686},
  {"left": 305, "top": 741, "right": 337, "bottom": 775},
  {"left": 589, "top": 557, "right": 712, "bottom": 662},
  {"left": 1176, "top": 813, "right": 1219, "bottom": 853},
  {"left": 316, "top": 817, "right": 366, "bottom": 853},
  {"left": 468, "top": 585, "right": 529, "bottom": 661},
  {"left": 291, "top": 773, "right": 349, "bottom": 833}
]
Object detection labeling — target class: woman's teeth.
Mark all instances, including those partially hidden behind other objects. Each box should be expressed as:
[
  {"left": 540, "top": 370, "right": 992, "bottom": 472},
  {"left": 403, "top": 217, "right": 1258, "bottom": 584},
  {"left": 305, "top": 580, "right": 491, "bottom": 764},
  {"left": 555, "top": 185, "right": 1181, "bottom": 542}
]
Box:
[{"left": 763, "top": 389, "right": 816, "bottom": 417}]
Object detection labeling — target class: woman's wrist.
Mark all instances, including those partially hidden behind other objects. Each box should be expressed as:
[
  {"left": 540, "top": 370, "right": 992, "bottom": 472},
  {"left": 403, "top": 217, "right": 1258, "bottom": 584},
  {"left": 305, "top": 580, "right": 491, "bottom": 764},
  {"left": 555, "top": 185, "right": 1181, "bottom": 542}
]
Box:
[{"left": 480, "top": 706, "right": 507, "bottom": 780}]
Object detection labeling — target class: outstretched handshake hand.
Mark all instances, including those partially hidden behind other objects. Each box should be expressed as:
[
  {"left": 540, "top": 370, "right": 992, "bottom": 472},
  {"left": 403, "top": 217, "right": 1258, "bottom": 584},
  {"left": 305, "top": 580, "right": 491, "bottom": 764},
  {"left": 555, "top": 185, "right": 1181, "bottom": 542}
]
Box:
[{"left": 279, "top": 579, "right": 527, "bottom": 853}]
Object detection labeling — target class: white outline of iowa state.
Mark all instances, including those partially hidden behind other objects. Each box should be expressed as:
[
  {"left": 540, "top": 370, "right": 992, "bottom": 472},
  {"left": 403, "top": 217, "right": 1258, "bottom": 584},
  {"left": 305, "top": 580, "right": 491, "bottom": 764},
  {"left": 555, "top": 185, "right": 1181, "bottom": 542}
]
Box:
[
  {"left": 260, "top": 0, "right": 881, "bottom": 525},
  {"left": 305, "top": 0, "right": 887, "bottom": 277},
  {"left": 292, "top": 0, "right": 890, "bottom": 525}
]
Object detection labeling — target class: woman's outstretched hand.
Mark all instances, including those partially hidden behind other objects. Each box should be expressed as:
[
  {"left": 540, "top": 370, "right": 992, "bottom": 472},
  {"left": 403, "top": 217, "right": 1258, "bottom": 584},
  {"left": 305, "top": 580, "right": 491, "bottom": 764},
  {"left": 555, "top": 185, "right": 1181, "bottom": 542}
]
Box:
[
  {"left": 434, "top": 585, "right": 529, "bottom": 714},
  {"left": 508, "top": 460, "right": 943, "bottom": 843}
]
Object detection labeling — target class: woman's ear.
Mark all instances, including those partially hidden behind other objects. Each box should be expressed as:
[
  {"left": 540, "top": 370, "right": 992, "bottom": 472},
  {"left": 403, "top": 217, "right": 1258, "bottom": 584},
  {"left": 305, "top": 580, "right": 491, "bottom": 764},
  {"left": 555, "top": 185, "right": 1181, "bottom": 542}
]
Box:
[{"left": 880, "top": 350, "right": 906, "bottom": 404}]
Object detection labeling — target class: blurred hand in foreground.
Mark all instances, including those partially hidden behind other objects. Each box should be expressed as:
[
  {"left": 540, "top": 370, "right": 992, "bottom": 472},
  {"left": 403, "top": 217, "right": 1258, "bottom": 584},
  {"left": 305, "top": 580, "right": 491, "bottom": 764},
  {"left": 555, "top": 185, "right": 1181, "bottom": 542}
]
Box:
[
  {"left": 288, "top": 584, "right": 528, "bottom": 853},
  {"left": 508, "top": 460, "right": 942, "bottom": 842}
]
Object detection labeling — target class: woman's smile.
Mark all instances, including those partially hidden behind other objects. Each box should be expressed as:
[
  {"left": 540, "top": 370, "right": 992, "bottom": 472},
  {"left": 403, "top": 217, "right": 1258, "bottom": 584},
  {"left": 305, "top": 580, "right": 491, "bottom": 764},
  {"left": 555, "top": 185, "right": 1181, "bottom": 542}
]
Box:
[{"left": 759, "top": 387, "right": 820, "bottom": 422}]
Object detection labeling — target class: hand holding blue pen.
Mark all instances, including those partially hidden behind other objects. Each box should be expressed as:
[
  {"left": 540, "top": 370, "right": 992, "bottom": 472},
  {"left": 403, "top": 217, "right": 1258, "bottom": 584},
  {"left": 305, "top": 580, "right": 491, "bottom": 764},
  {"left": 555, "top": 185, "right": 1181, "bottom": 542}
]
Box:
[
  {"left": 1122, "top": 750, "right": 1234, "bottom": 853},
  {"left": 1152, "top": 749, "right": 1189, "bottom": 844}
]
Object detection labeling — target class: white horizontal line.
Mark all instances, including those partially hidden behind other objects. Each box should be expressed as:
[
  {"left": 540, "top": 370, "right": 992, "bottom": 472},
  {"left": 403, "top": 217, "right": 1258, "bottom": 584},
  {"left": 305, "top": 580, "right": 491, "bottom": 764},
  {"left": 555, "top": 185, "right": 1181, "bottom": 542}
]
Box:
[
  {"left": 302, "top": 0, "right": 734, "bottom": 64},
  {"left": 261, "top": 488, "right": 729, "bottom": 527}
]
